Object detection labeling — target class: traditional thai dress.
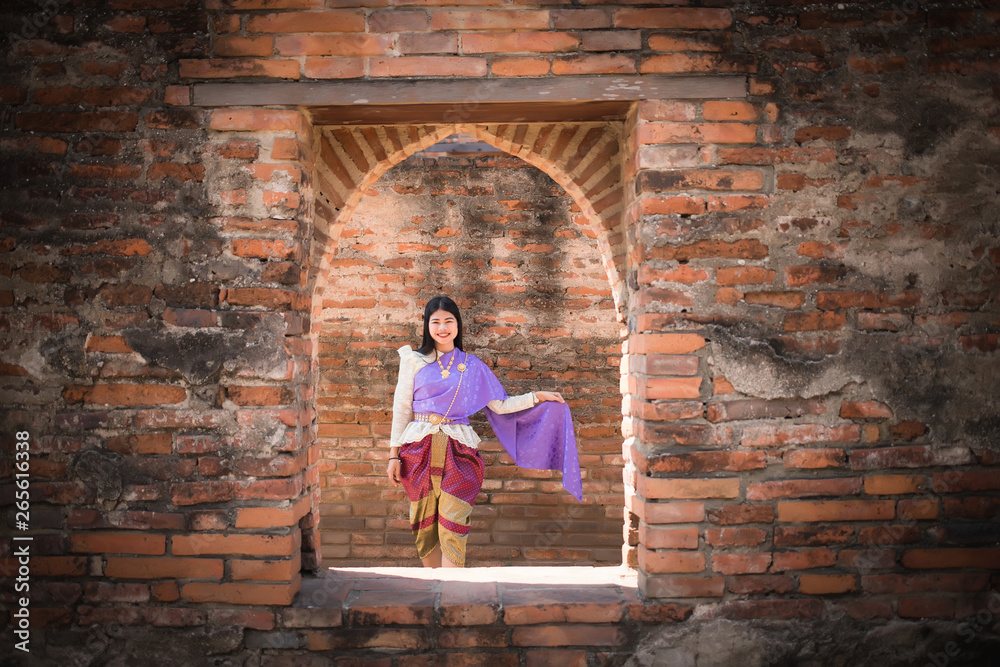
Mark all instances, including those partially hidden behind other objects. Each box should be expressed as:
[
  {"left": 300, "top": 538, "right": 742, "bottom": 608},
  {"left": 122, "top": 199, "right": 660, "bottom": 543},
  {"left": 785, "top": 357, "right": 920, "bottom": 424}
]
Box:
[{"left": 390, "top": 345, "right": 582, "bottom": 567}]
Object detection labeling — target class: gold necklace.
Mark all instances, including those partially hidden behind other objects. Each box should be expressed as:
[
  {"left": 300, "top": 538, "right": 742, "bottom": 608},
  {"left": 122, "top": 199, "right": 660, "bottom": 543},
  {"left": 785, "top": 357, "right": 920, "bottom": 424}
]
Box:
[
  {"left": 435, "top": 351, "right": 468, "bottom": 423},
  {"left": 436, "top": 349, "right": 456, "bottom": 378}
]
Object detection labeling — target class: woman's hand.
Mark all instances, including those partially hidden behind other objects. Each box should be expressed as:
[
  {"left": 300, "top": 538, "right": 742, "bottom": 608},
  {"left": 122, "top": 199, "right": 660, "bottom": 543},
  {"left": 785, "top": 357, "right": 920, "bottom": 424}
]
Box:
[
  {"left": 534, "top": 391, "right": 565, "bottom": 403},
  {"left": 387, "top": 457, "right": 401, "bottom": 486}
]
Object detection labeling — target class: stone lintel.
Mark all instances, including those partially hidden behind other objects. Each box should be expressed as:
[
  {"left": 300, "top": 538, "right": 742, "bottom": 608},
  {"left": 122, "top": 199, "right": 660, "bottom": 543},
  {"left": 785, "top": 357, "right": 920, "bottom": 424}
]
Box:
[{"left": 191, "top": 75, "right": 747, "bottom": 108}]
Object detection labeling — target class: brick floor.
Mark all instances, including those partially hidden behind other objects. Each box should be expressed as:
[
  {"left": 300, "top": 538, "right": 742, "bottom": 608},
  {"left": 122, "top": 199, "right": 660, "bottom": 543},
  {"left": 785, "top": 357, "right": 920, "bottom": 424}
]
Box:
[{"left": 251, "top": 566, "right": 692, "bottom": 663}]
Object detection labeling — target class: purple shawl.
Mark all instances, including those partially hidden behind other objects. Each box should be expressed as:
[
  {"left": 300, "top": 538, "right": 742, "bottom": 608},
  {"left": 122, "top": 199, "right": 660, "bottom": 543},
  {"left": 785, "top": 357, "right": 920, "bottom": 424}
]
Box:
[{"left": 412, "top": 349, "right": 582, "bottom": 501}]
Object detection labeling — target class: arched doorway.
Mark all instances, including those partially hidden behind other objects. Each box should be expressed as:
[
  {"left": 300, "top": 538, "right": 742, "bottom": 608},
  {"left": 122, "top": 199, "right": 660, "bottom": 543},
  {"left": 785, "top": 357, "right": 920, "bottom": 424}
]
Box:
[{"left": 310, "top": 124, "right": 629, "bottom": 566}]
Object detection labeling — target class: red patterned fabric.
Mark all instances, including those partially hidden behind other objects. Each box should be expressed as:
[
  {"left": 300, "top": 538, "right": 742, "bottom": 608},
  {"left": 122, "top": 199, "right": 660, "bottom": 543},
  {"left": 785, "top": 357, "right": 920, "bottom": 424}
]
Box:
[{"left": 399, "top": 433, "right": 484, "bottom": 566}]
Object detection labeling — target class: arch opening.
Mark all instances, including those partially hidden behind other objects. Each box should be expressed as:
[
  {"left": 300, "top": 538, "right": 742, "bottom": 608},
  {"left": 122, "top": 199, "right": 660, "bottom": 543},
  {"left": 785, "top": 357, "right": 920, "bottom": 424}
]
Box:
[{"left": 312, "top": 134, "right": 626, "bottom": 567}]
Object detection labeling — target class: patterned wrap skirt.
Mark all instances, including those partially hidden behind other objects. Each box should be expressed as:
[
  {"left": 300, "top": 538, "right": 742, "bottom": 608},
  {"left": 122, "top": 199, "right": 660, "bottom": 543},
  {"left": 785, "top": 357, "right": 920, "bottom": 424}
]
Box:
[{"left": 398, "top": 432, "right": 485, "bottom": 567}]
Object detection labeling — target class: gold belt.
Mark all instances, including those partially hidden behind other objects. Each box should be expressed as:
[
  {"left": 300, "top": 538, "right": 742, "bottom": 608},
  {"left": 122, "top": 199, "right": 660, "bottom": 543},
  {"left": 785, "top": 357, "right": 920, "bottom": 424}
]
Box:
[{"left": 414, "top": 413, "right": 454, "bottom": 425}]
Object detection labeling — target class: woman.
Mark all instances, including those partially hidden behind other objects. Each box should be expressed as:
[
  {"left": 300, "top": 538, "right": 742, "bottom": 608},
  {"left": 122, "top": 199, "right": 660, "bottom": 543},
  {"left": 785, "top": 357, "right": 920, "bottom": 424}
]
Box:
[{"left": 386, "top": 296, "right": 582, "bottom": 568}]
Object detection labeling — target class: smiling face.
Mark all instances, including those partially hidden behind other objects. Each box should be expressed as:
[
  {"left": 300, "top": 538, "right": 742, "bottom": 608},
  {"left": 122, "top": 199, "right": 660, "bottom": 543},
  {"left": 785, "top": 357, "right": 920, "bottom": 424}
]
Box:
[{"left": 428, "top": 309, "right": 458, "bottom": 352}]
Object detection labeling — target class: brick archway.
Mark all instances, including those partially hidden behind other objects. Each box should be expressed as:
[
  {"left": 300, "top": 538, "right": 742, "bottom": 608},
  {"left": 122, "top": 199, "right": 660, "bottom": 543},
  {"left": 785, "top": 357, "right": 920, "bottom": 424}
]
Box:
[{"left": 308, "top": 121, "right": 628, "bottom": 321}]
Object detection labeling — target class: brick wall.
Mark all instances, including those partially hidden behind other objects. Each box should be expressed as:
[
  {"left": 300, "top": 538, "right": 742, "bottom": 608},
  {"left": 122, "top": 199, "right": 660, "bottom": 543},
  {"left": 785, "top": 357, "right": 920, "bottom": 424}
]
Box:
[
  {"left": 0, "top": 0, "right": 998, "bottom": 655},
  {"left": 317, "top": 151, "right": 623, "bottom": 566}
]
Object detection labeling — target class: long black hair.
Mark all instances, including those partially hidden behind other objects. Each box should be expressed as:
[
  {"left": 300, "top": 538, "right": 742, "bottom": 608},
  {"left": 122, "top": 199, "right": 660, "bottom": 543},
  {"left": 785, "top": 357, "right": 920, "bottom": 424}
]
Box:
[{"left": 416, "top": 295, "right": 463, "bottom": 355}]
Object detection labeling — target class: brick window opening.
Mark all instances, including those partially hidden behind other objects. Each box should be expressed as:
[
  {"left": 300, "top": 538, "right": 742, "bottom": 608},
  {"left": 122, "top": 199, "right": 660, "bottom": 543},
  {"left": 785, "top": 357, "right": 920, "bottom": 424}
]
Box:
[{"left": 316, "top": 134, "right": 625, "bottom": 567}]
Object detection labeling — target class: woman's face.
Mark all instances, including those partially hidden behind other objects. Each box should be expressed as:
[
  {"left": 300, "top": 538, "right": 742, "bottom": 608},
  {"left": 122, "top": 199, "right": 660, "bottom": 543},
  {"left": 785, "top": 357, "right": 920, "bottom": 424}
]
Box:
[{"left": 428, "top": 309, "right": 458, "bottom": 351}]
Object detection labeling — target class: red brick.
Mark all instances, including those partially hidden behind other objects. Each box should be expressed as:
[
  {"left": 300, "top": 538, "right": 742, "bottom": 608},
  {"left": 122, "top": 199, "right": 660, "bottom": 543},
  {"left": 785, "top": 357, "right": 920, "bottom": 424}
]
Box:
[
  {"left": 552, "top": 54, "right": 636, "bottom": 75},
  {"left": 640, "top": 525, "right": 699, "bottom": 549},
  {"left": 370, "top": 57, "right": 487, "bottom": 78},
  {"left": 777, "top": 500, "right": 894, "bottom": 522},
  {"left": 705, "top": 526, "right": 767, "bottom": 546},
  {"left": 215, "top": 36, "right": 274, "bottom": 57},
  {"left": 783, "top": 448, "right": 845, "bottom": 469},
  {"left": 614, "top": 8, "right": 731, "bottom": 29},
  {"left": 707, "top": 504, "right": 773, "bottom": 525},
  {"left": 247, "top": 10, "right": 365, "bottom": 33},
  {"left": 782, "top": 311, "right": 846, "bottom": 331},
  {"left": 226, "top": 287, "right": 308, "bottom": 311},
  {"left": 107, "top": 434, "right": 172, "bottom": 455},
  {"left": 638, "top": 265, "right": 710, "bottom": 285},
  {"left": 774, "top": 526, "right": 854, "bottom": 547},
  {"left": 703, "top": 101, "right": 760, "bottom": 121},
  {"left": 164, "top": 85, "right": 189, "bottom": 106},
  {"left": 275, "top": 34, "right": 391, "bottom": 57},
  {"left": 147, "top": 162, "right": 205, "bottom": 183},
  {"left": 646, "top": 239, "right": 769, "bottom": 262},
  {"left": 232, "top": 238, "right": 301, "bottom": 261},
  {"left": 742, "top": 424, "right": 860, "bottom": 448},
  {"left": 841, "top": 401, "right": 894, "bottom": 419},
  {"left": 640, "top": 574, "right": 724, "bottom": 598},
  {"left": 581, "top": 30, "right": 641, "bottom": 52},
  {"left": 716, "top": 266, "right": 775, "bottom": 286},
  {"left": 491, "top": 57, "right": 551, "bottom": 77},
  {"left": 105, "top": 556, "right": 224, "bottom": 580},
  {"left": 628, "top": 333, "right": 705, "bottom": 354},
  {"left": 552, "top": 9, "right": 612, "bottom": 30},
  {"left": 797, "top": 241, "right": 847, "bottom": 259},
  {"left": 502, "top": 588, "right": 623, "bottom": 625},
  {"left": 430, "top": 10, "right": 549, "bottom": 31},
  {"left": 211, "top": 110, "right": 306, "bottom": 132},
  {"left": 633, "top": 499, "right": 705, "bottom": 524},
  {"left": 439, "top": 582, "right": 499, "bottom": 626},
  {"left": 861, "top": 573, "right": 989, "bottom": 594},
  {"left": 712, "top": 599, "right": 823, "bottom": 620},
  {"left": 525, "top": 652, "right": 586, "bottom": 667},
  {"left": 71, "top": 533, "right": 165, "bottom": 555},
  {"left": 727, "top": 575, "right": 795, "bottom": 595},
  {"left": 799, "top": 574, "right": 856, "bottom": 594},
  {"left": 182, "top": 577, "right": 300, "bottom": 606},
  {"left": 858, "top": 525, "right": 921, "bottom": 546},
  {"left": 817, "top": 290, "right": 920, "bottom": 310},
  {"left": 638, "top": 377, "right": 702, "bottom": 400},
  {"left": 639, "top": 118, "right": 758, "bottom": 142},
  {"left": 511, "top": 624, "right": 627, "bottom": 647},
  {"left": 932, "top": 470, "right": 1000, "bottom": 493},
  {"left": 638, "top": 476, "right": 740, "bottom": 500},
  {"left": 785, "top": 265, "right": 849, "bottom": 286},
  {"left": 850, "top": 446, "right": 973, "bottom": 470},
  {"left": 772, "top": 548, "right": 836, "bottom": 572},
  {"left": 747, "top": 477, "right": 861, "bottom": 501},
  {"left": 463, "top": 32, "right": 579, "bottom": 54},
  {"left": 231, "top": 557, "right": 300, "bottom": 582},
  {"left": 712, "top": 553, "right": 771, "bottom": 575},
  {"left": 743, "top": 291, "right": 806, "bottom": 309},
  {"left": 943, "top": 497, "right": 1000, "bottom": 519},
  {"left": 398, "top": 32, "right": 458, "bottom": 55},
  {"left": 63, "top": 384, "right": 186, "bottom": 406},
  {"left": 863, "top": 475, "right": 925, "bottom": 495},
  {"left": 638, "top": 547, "right": 704, "bottom": 574},
  {"left": 369, "top": 9, "right": 428, "bottom": 32},
  {"left": 179, "top": 59, "right": 300, "bottom": 80},
  {"left": 644, "top": 451, "right": 765, "bottom": 475}
]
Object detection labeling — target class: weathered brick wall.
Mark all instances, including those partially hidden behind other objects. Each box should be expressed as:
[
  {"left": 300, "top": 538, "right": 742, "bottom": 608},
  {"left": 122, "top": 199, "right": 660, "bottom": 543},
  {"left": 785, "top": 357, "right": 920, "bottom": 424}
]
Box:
[
  {"left": 317, "top": 151, "right": 623, "bottom": 566},
  {"left": 623, "top": 2, "right": 1000, "bottom": 625},
  {"left": 0, "top": 0, "right": 997, "bottom": 660}
]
